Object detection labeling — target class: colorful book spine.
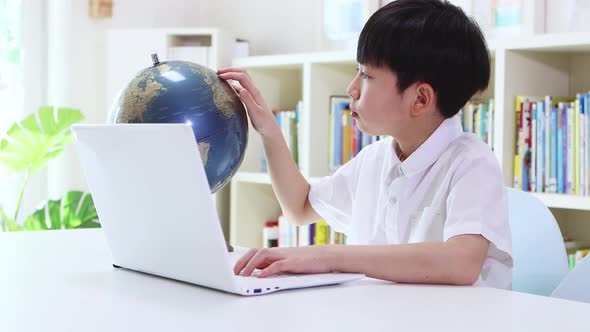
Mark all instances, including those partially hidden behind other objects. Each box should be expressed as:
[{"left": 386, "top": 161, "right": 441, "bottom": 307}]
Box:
[
  {"left": 550, "top": 106, "right": 558, "bottom": 193},
  {"left": 567, "top": 102, "right": 575, "bottom": 194},
  {"left": 529, "top": 101, "right": 537, "bottom": 191},
  {"left": 514, "top": 96, "right": 522, "bottom": 189},
  {"left": 314, "top": 220, "right": 330, "bottom": 245},
  {"left": 459, "top": 99, "right": 494, "bottom": 148},
  {"left": 580, "top": 97, "right": 584, "bottom": 195},
  {"left": 545, "top": 96, "right": 552, "bottom": 192},
  {"left": 328, "top": 96, "right": 381, "bottom": 172},
  {"left": 330, "top": 97, "right": 349, "bottom": 170},
  {"left": 559, "top": 104, "right": 563, "bottom": 193},
  {"left": 536, "top": 101, "right": 544, "bottom": 192},
  {"left": 341, "top": 109, "right": 351, "bottom": 164},
  {"left": 351, "top": 117, "right": 358, "bottom": 158},
  {"left": 514, "top": 94, "right": 590, "bottom": 196}
]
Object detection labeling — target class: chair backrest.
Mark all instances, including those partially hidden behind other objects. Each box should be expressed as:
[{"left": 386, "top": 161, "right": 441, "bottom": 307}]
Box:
[
  {"left": 551, "top": 254, "right": 590, "bottom": 303},
  {"left": 507, "top": 188, "right": 569, "bottom": 296}
]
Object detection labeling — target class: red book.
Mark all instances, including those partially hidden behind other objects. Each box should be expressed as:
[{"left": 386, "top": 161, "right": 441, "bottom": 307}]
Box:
[{"left": 351, "top": 118, "right": 358, "bottom": 157}]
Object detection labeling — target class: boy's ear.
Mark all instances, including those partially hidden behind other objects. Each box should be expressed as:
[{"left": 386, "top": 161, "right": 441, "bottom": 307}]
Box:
[{"left": 410, "top": 82, "right": 436, "bottom": 117}]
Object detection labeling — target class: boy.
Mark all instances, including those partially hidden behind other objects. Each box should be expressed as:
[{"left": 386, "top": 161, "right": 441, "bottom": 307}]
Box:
[{"left": 218, "top": 0, "right": 512, "bottom": 289}]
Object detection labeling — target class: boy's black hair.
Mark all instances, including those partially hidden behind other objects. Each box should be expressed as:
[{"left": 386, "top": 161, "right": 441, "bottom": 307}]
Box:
[{"left": 357, "top": 0, "right": 490, "bottom": 118}]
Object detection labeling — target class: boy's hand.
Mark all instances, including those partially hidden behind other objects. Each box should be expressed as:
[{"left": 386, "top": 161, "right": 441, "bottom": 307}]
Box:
[
  {"left": 234, "top": 246, "right": 334, "bottom": 278},
  {"left": 217, "top": 67, "right": 278, "bottom": 138}
]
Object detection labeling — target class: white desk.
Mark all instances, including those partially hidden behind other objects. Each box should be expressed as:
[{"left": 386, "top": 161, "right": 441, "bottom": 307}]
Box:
[{"left": 1, "top": 229, "right": 588, "bottom": 332}]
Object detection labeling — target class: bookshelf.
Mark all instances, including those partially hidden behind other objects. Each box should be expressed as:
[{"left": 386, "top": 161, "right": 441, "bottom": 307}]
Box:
[
  {"left": 229, "top": 32, "right": 590, "bottom": 248},
  {"left": 106, "top": 27, "right": 235, "bottom": 239}
]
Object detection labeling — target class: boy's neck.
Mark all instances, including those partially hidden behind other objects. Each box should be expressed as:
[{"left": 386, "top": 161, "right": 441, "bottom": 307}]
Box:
[{"left": 395, "top": 117, "right": 445, "bottom": 162}]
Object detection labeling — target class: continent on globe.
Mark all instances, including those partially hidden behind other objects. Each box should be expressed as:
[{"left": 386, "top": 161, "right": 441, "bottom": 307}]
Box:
[{"left": 109, "top": 54, "right": 248, "bottom": 193}]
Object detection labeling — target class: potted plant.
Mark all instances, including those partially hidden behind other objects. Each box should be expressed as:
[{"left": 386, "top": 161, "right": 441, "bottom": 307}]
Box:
[{"left": 0, "top": 106, "right": 99, "bottom": 231}]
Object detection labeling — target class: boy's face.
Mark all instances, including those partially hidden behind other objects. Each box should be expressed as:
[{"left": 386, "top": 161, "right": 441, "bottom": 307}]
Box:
[{"left": 347, "top": 64, "right": 414, "bottom": 138}]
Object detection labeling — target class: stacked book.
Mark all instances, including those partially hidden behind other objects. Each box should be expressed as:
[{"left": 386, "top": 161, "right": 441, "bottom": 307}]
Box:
[
  {"left": 329, "top": 96, "right": 388, "bottom": 172},
  {"left": 458, "top": 98, "right": 494, "bottom": 149},
  {"left": 513, "top": 94, "right": 590, "bottom": 195},
  {"left": 261, "top": 101, "right": 302, "bottom": 172},
  {"left": 272, "top": 216, "right": 347, "bottom": 247}
]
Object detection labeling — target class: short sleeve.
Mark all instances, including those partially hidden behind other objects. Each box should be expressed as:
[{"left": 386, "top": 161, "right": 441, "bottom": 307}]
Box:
[
  {"left": 308, "top": 148, "right": 368, "bottom": 235},
  {"left": 444, "top": 156, "right": 512, "bottom": 261}
]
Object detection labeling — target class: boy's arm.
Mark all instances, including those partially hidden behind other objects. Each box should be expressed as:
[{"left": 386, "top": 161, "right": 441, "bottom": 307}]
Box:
[
  {"left": 261, "top": 125, "right": 322, "bottom": 225},
  {"left": 235, "top": 234, "right": 489, "bottom": 285},
  {"left": 327, "top": 234, "right": 489, "bottom": 285},
  {"left": 218, "top": 68, "right": 321, "bottom": 225}
]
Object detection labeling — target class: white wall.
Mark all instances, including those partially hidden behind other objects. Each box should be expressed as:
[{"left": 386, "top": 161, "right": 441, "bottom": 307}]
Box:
[
  {"left": 108, "top": 0, "right": 322, "bottom": 55},
  {"left": 545, "top": 0, "right": 590, "bottom": 33}
]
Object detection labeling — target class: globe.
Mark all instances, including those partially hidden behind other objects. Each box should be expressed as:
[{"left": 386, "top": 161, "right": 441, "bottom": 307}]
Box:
[{"left": 109, "top": 55, "right": 248, "bottom": 193}]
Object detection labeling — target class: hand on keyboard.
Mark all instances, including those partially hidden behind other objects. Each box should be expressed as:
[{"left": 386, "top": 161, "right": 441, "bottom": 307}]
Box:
[{"left": 233, "top": 245, "right": 336, "bottom": 278}]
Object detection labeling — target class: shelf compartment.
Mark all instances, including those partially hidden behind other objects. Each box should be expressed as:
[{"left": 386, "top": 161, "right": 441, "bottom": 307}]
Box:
[{"left": 230, "top": 181, "right": 282, "bottom": 248}]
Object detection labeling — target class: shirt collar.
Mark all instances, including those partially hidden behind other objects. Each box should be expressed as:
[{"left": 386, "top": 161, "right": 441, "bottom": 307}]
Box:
[{"left": 392, "top": 116, "right": 463, "bottom": 177}]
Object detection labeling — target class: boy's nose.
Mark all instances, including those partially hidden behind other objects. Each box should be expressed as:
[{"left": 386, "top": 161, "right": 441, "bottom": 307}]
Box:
[{"left": 347, "top": 80, "right": 360, "bottom": 100}]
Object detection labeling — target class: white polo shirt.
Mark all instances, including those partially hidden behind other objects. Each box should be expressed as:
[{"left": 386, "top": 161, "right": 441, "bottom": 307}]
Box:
[{"left": 309, "top": 116, "right": 513, "bottom": 289}]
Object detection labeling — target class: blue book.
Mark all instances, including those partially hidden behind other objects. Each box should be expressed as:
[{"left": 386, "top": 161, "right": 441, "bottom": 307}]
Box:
[
  {"left": 574, "top": 93, "right": 588, "bottom": 195},
  {"left": 330, "top": 97, "right": 350, "bottom": 169},
  {"left": 362, "top": 133, "right": 371, "bottom": 148},
  {"left": 479, "top": 103, "right": 487, "bottom": 141},
  {"left": 551, "top": 107, "right": 558, "bottom": 193},
  {"left": 586, "top": 93, "right": 590, "bottom": 194},
  {"left": 562, "top": 104, "right": 568, "bottom": 194},
  {"left": 535, "top": 101, "right": 545, "bottom": 192},
  {"left": 557, "top": 106, "right": 563, "bottom": 194},
  {"left": 356, "top": 127, "right": 363, "bottom": 153},
  {"left": 309, "top": 223, "right": 316, "bottom": 245}
]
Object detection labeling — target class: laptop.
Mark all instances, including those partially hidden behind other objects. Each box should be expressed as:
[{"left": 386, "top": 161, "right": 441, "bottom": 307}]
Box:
[{"left": 72, "top": 123, "right": 364, "bottom": 296}]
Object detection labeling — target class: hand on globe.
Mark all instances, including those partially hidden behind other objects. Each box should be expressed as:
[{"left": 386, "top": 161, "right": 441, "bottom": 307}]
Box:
[{"left": 217, "top": 67, "right": 278, "bottom": 138}]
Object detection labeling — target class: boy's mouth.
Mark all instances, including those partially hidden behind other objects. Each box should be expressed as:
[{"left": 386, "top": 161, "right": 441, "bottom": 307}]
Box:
[{"left": 351, "top": 111, "right": 359, "bottom": 118}]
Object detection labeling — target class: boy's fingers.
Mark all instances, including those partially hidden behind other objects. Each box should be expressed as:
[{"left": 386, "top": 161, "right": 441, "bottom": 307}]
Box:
[
  {"left": 217, "top": 67, "right": 246, "bottom": 74},
  {"left": 231, "top": 83, "right": 243, "bottom": 93},
  {"left": 257, "top": 260, "right": 287, "bottom": 278},
  {"left": 239, "top": 88, "right": 262, "bottom": 112},
  {"left": 234, "top": 248, "right": 259, "bottom": 275},
  {"left": 241, "top": 249, "right": 273, "bottom": 276},
  {"left": 241, "top": 251, "right": 265, "bottom": 276},
  {"left": 218, "top": 72, "right": 262, "bottom": 105}
]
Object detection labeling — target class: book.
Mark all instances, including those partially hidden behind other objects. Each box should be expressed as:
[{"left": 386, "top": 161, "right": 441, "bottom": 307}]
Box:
[
  {"left": 329, "top": 96, "right": 350, "bottom": 170},
  {"left": 512, "top": 94, "right": 590, "bottom": 196},
  {"left": 341, "top": 109, "right": 351, "bottom": 164},
  {"left": 314, "top": 220, "right": 330, "bottom": 245}
]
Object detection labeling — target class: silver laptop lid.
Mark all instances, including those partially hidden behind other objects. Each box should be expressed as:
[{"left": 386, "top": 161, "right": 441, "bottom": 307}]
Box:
[{"left": 72, "top": 124, "right": 237, "bottom": 291}]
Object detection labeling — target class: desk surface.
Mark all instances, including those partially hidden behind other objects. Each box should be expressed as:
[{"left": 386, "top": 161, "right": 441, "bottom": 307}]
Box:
[{"left": 1, "top": 229, "right": 588, "bottom": 332}]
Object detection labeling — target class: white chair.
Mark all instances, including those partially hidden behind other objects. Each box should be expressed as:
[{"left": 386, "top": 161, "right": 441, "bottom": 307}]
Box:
[
  {"left": 551, "top": 254, "right": 590, "bottom": 303},
  {"left": 507, "top": 188, "right": 569, "bottom": 296}
]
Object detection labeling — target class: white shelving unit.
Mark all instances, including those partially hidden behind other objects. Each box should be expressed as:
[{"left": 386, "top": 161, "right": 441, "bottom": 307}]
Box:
[
  {"left": 230, "top": 32, "right": 590, "bottom": 248},
  {"left": 106, "top": 28, "right": 235, "bottom": 239},
  {"left": 531, "top": 193, "right": 590, "bottom": 211}
]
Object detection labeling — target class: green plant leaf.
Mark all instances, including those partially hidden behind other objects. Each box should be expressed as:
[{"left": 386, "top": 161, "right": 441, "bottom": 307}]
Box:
[
  {"left": 23, "top": 191, "right": 100, "bottom": 231},
  {"left": 0, "top": 106, "right": 84, "bottom": 174},
  {"left": 0, "top": 206, "right": 22, "bottom": 231}
]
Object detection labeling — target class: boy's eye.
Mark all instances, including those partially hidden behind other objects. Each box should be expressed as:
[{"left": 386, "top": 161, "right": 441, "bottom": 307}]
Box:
[{"left": 356, "top": 68, "right": 369, "bottom": 79}]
